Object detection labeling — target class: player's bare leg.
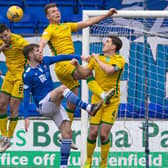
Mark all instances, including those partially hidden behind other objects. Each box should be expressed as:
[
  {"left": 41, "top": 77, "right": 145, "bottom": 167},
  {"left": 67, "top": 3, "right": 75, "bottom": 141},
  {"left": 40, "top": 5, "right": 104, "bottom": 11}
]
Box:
[{"left": 0, "top": 92, "right": 10, "bottom": 152}]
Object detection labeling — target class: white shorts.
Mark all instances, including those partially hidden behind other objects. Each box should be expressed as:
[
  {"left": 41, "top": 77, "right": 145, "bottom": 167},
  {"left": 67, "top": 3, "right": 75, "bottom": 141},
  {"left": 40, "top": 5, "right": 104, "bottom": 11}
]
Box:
[{"left": 38, "top": 93, "right": 69, "bottom": 127}]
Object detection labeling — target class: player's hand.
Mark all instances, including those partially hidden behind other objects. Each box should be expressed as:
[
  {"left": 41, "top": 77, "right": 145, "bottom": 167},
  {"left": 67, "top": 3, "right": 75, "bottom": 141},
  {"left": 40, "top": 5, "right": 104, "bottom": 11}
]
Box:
[
  {"left": 91, "top": 53, "right": 99, "bottom": 62},
  {"left": 24, "top": 118, "right": 30, "bottom": 132},
  {"left": 0, "top": 43, "right": 10, "bottom": 50},
  {"left": 0, "top": 70, "right": 2, "bottom": 76},
  {"left": 106, "top": 8, "right": 117, "bottom": 17},
  {"left": 81, "top": 55, "right": 90, "bottom": 62},
  {"left": 71, "top": 58, "right": 79, "bottom": 66}
]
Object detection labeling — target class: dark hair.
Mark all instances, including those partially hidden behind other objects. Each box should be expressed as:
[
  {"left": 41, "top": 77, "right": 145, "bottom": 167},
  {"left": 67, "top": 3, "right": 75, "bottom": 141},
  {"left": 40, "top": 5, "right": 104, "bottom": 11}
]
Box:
[
  {"left": 44, "top": 3, "right": 57, "bottom": 15},
  {"left": 23, "top": 43, "right": 39, "bottom": 60},
  {"left": 0, "top": 24, "right": 9, "bottom": 34},
  {"left": 108, "top": 35, "right": 122, "bottom": 52}
]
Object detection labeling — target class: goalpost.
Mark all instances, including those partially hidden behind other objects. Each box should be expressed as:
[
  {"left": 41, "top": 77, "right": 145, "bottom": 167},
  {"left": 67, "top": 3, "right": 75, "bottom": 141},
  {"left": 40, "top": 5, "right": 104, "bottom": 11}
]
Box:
[{"left": 81, "top": 10, "right": 168, "bottom": 167}]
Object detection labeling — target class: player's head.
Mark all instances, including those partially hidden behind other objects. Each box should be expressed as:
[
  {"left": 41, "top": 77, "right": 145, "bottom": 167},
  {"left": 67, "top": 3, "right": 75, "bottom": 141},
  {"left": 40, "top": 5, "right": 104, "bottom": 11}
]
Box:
[
  {"left": 23, "top": 44, "right": 43, "bottom": 62},
  {"left": 44, "top": 3, "right": 61, "bottom": 23},
  {"left": 103, "top": 35, "right": 122, "bottom": 54},
  {"left": 0, "top": 24, "right": 11, "bottom": 44}
]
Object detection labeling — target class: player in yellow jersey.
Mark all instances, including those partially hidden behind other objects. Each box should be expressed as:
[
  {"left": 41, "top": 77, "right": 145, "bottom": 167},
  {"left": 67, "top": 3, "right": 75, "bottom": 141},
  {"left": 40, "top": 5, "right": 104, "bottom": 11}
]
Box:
[
  {"left": 0, "top": 24, "right": 29, "bottom": 152},
  {"left": 39, "top": 2, "right": 117, "bottom": 126},
  {"left": 71, "top": 35, "right": 125, "bottom": 168}
]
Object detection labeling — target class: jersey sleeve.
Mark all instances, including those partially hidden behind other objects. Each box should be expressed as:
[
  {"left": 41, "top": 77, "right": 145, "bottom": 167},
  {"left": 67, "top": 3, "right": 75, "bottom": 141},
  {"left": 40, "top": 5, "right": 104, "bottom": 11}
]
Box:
[
  {"left": 68, "top": 23, "right": 78, "bottom": 32},
  {"left": 19, "top": 37, "right": 29, "bottom": 47},
  {"left": 23, "top": 72, "right": 32, "bottom": 118},
  {"left": 43, "top": 54, "right": 81, "bottom": 65},
  {"left": 87, "top": 57, "right": 95, "bottom": 70},
  {"left": 41, "top": 26, "right": 53, "bottom": 41}
]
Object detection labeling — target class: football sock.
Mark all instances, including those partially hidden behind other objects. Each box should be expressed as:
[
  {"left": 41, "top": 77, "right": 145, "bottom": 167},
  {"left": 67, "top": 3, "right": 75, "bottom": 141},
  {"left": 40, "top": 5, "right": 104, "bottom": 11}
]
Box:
[
  {"left": 100, "top": 139, "right": 110, "bottom": 167},
  {"left": 63, "top": 88, "right": 90, "bottom": 111},
  {"left": 7, "top": 116, "right": 18, "bottom": 138},
  {"left": 87, "top": 77, "right": 104, "bottom": 98},
  {"left": 86, "top": 137, "right": 96, "bottom": 164},
  {"left": 60, "top": 139, "right": 72, "bottom": 167},
  {"left": 0, "top": 114, "right": 8, "bottom": 137}
]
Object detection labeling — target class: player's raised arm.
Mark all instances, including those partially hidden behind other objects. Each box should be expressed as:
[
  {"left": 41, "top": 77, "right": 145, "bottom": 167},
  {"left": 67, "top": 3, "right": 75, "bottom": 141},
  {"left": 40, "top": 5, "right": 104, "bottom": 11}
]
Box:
[
  {"left": 44, "top": 54, "right": 81, "bottom": 65},
  {"left": 77, "top": 8, "right": 117, "bottom": 30},
  {"left": 39, "top": 38, "right": 48, "bottom": 54},
  {"left": 71, "top": 58, "right": 92, "bottom": 79}
]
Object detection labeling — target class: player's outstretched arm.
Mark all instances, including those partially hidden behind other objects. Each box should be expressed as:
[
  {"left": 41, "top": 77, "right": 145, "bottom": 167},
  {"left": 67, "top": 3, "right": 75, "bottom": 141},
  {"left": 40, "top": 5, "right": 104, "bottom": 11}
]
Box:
[
  {"left": 77, "top": 8, "right": 117, "bottom": 30},
  {"left": 71, "top": 58, "right": 91, "bottom": 79},
  {"left": 39, "top": 38, "right": 48, "bottom": 54},
  {"left": 44, "top": 54, "right": 81, "bottom": 65},
  {"left": 0, "top": 43, "right": 10, "bottom": 52}
]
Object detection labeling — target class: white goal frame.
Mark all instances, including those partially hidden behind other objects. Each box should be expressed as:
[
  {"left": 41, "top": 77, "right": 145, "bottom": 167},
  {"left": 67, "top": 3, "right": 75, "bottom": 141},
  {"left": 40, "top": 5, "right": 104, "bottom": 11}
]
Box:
[{"left": 81, "top": 10, "right": 168, "bottom": 167}]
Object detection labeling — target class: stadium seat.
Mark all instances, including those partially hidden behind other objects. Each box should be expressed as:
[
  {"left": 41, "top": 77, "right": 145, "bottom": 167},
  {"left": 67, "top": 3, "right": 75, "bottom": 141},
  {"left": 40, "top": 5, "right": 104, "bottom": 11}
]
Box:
[
  {"left": 10, "top": 12, "right": 38, "bottom": 35},
  {"left": 79, "top": 0, "right": 103, "bottom": 7},
  {"left": 24, "top": 0, "right": 49, "bottom": 6},
  {"left": 50, "top": 0, "right": 74, "bottom": 6},
  {"left": 71, "top": 14, "right": 82, "bottom": 22},
  {"left": 0, "top": 12, "right": 10, "bottom": 26},
  {"left": 59, "top": 6, "right": 74, "bottom": 22},
  {"left": 38, "top": 19, "right": 49, "bottom": 34},
  {"left": 0, "top": 0, "right": 23, "bottom": 6},
  {"left": 78, "top": 0, "right": 103, "bottom": 14}
]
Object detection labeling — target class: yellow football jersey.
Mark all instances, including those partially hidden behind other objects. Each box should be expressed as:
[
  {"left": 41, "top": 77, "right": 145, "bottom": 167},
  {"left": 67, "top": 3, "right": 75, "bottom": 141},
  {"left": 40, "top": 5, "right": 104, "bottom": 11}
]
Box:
[
  {"left": 0, "top": 33, "right": 28, "bottom": 73},
  {"left": 41, "top": 23, "right": 78, "bottom": 55},
  {"left": 87, "top": 54, "right": 125, "bottom": 95}
]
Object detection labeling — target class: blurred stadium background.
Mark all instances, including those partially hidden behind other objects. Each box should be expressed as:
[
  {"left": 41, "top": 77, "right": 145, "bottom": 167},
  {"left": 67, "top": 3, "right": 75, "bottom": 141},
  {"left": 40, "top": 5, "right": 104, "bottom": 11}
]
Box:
[{"left": 0, "top": 0, "right": 168, "bottom": 168}]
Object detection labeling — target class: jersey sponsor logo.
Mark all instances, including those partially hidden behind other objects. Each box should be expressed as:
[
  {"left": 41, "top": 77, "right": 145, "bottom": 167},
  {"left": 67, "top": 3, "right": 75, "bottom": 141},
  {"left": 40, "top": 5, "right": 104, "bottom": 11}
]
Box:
[{"left": 39, "top": 74, "right": 47, "bottom": 83}]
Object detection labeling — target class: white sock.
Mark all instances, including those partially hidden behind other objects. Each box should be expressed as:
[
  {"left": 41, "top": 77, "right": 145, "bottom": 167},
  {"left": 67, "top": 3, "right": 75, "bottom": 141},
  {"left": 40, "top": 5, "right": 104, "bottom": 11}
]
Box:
[
  {"left": 100, "top": 92, "right": 106, "bottom": 100},
  {"left": 86, "top": 104, "right": 92, "bottom": 112},
  {"left": 60, "top": 165, "right": 67, "bottom": 168},
  {"left": 63, "top": 88, "right": 70, "bottom": 97}
]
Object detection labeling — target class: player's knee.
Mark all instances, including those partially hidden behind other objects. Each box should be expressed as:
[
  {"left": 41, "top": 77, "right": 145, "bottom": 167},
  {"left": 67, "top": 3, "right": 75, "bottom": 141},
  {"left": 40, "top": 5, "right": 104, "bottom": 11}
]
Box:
[
  {"left": 10, "top": 109, "right": 18, "bottom": 117},
  {"left": 89, "top": 130, "right": 99, "bottom": 140},
  {"left": 100, "top": 134, "right": 109, "bottom": 143},
  {"left": 0, "top": 100, "right": 8, "bottom": 113},
  {"left": 60, "top": 120, "right": 72, "bottom": 139}
]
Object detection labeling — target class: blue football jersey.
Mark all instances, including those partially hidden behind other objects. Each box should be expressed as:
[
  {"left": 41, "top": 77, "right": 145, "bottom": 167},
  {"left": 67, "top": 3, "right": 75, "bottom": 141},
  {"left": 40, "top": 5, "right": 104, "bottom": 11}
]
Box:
[{"left": 23, "top": 54, "right": 80, "bottom": 118}]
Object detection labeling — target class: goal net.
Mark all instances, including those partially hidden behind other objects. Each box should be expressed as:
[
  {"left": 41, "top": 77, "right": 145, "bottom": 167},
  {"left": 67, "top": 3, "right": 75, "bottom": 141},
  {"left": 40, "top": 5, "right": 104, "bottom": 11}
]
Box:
[{"left": 81, "top": 10, "right": 168, "bottom": 167}]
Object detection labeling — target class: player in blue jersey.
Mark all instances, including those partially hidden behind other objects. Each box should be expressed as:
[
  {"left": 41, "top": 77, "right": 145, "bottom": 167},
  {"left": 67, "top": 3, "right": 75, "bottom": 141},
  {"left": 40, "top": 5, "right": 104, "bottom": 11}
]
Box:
[{"left": 22, "top": 43, "right": 102, "bottom": 168}]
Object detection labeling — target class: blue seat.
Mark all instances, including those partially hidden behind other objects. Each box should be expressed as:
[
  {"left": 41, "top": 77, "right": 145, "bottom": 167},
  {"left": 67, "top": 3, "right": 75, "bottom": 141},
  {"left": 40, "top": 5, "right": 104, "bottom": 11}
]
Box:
[
  {"left": 0, "top": 12, "right": 10, "bottom": 26},
  {"left": 11, "top": 12, "right": 37, "bottom": 34},
  {"left": 78, "top": 0, "right": 103, "bottom": 13},
  {"left": 38, "top": 19, "right": 49, "bottom": 34},
  {"left": 79, "top": 0, "right": 103, "bottom": 6},
  {"left": 24, "top": 0, "right": 49, "bottom": 6},
  {"left": 50, "top": 0, "right": 74, "bottom": 6},
  {"left": 59, "top": 6, "right": 74, "bottom": 22},
  {"left": 71, "top": 14, "right": 82, "bottom": 22},
  {"left": 0, "top": 0, "right": 23, "bottom": 6}
]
